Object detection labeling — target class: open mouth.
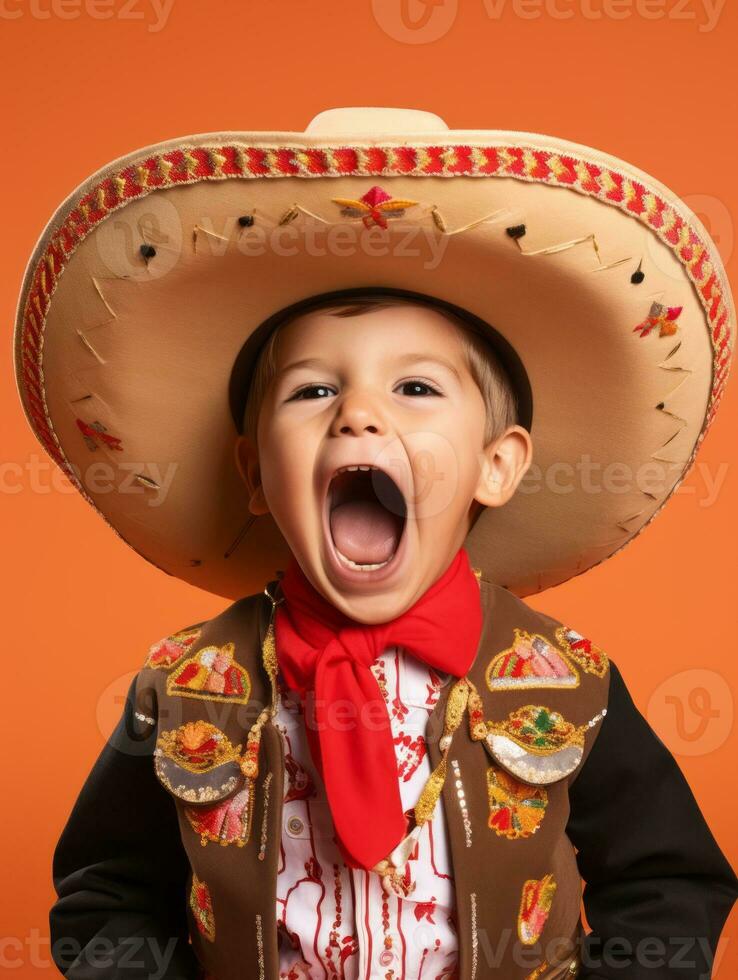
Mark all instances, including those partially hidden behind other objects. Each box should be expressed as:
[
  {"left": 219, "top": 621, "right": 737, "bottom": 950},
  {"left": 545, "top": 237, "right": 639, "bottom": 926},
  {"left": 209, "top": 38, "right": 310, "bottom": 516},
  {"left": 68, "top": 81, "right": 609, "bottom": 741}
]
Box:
[{"left": 325, "top": 465, "right": 408, "bottom": 573}]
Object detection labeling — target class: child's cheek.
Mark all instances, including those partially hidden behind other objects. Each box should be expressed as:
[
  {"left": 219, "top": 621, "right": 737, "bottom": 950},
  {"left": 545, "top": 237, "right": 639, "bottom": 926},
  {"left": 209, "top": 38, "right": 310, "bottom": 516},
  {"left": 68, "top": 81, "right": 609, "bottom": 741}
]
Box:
[{"left": 402, "top": 430, "right": 464, "bottom": 524}]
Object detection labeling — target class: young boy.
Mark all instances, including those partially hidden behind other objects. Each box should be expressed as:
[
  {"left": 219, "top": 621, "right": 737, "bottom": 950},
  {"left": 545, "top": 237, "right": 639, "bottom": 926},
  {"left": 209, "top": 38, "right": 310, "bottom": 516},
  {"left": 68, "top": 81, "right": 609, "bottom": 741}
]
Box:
[{"left": 14, "top": 108, "right": 737, "bottom": 979}]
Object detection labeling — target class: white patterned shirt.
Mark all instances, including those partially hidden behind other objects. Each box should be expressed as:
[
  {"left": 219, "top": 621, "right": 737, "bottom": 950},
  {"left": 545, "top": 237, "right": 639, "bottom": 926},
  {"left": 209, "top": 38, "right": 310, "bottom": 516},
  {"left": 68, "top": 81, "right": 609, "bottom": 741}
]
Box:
[{"left": 273, "top": 647, "right": 459, "bottom": 979}]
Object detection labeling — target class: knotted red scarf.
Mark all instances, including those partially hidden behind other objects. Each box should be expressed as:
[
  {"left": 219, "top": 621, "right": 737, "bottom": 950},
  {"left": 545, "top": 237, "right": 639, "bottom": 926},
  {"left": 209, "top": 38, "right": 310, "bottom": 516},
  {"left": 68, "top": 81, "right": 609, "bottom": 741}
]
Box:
[{"left": 274, "top": 546, "right": 483, "bottom": 871}]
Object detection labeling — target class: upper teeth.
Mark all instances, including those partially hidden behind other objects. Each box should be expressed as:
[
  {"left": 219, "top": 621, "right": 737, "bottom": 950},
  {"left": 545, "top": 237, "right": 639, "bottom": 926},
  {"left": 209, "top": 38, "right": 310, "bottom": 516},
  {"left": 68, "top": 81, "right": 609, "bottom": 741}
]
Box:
[{"left": 335, "top": 464, "right": 377, "bottom": 474}]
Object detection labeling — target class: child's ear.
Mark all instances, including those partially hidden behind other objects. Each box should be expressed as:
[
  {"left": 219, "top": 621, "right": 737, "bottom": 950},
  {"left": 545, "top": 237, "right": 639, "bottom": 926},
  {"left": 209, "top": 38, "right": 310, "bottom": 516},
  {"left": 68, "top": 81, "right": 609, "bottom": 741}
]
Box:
[
  {"left": 474, "top": 425, "right": 533, "bottom": 509},
  {"left": 234, "top": 434, "right": 270, "bottom": 516}
]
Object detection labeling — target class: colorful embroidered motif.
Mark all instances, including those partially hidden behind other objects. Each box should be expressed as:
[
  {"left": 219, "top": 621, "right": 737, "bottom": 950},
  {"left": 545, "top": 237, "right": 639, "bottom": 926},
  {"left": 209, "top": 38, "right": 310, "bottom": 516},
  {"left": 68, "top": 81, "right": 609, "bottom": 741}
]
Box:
[
  {"left": 158, "top": 720, "right": 239, "bottom": 772},
  {"left": 487, "top": 767, "right": 548, "bottom": 839},
  {"left": 189, "top": 872, "right": 215, "bottom": 941},
  {"left": 486, "top": 629, "right": 579, "bottom": 691},
  {"left": 155, "top": 721, "right": 244, "bottom": 803},
  {"left": 555, "top": 627, "right": 609, "bottom": 678},
  {"left": 466, "top": 679, "right": 488, "bottom": 741},
  {"left": 485, "top": 706, "right": 585, "bottom": 784},
  {"left": 633, "top": 301, "right": 683, "bottom": 338},
  {"left": 185, "top": 785, "right": 255, "bottom": 847},
  {"left": 518, "top": 873, "right": 557, "bottom": 945},
  {"left": 167, "top": 642, "right": 251, "bottom": 703},
  {"left": 75, "top": 418, "right": 123, "bottom": 452},
  {"left": 332, "top": 184, "right": 418, "bottom": 229},
  {"left": 146, "top": 626, "right": 202, "bottom": 670}
]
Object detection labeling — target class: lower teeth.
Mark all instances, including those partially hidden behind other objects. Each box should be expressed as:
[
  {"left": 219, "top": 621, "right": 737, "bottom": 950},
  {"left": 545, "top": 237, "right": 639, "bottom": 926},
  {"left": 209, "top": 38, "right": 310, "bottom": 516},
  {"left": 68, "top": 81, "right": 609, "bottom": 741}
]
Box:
[{"left": 335, "top": 547, "right": 394, "bottom": 571}]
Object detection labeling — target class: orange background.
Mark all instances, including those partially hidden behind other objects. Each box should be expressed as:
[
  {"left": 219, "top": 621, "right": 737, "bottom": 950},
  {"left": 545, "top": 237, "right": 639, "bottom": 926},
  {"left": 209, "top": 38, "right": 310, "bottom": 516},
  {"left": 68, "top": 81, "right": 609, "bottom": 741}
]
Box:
[{"left": 2, "top": 0, "right": 737, "bottom": 975}]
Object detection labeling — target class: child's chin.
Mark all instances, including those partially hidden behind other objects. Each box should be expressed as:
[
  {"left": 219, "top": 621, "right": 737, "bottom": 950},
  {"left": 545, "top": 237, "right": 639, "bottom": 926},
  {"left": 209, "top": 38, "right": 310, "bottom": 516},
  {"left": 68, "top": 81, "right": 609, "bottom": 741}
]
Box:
[{"left": 323, "top": 581, "right": 416, "bottom": 624}]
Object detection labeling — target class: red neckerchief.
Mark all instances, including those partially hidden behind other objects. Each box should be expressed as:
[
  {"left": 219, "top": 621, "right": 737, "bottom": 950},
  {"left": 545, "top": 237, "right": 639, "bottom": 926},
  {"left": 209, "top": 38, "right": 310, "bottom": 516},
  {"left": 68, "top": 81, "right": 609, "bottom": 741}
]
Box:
[{"left": 274, "top": 546, "right": 483, "bottom": 871}]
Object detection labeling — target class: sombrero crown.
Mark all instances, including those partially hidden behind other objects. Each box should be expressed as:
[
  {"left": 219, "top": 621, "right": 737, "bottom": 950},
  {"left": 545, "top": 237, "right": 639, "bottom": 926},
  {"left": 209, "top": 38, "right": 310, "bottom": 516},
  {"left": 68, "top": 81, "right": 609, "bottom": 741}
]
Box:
[{"left": 14, "top": 106, "right": 734, "bottom": 597}]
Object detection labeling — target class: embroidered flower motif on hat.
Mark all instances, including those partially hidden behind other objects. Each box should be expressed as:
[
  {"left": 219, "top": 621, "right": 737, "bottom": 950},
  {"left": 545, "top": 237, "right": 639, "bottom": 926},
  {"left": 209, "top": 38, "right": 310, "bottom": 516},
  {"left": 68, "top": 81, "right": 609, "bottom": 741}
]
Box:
[
  {"left": 487, "top": 766, "right": 548, "bottom": 839},
  {"left": 145, "top": 626, "right": 202, "bottom": 670},
  {"left": 331, "top": 184, "right": 419, "bottom": 229},
  {"left": 167, "top": 642, "right": 251, "bottom": 703},
  {"left": 633, "top": 301, "right": 683, "bottom": 338},
  {"left": 486, "top": 629, "right": 580, "bottom": 691},
  {"left": 185, "top": 786, "right": 255, "bottom": 847},
  {"left": 189, "top": 872, "right": 216, "bottom": 942},
  {"left": 485, "top": 705, "right": 585, "bottom": 784},
  {"left": 157, "top": 720, "right": 240, "bottom": 773},
  {"left": 518, "top": 872, "right": 557, "bottom": 945},
  {"left": 555, "top": 626, "right": 609, "bottom": 678},
  {"left": 75, "top": 418, "right": 123, "bottom": 452}
]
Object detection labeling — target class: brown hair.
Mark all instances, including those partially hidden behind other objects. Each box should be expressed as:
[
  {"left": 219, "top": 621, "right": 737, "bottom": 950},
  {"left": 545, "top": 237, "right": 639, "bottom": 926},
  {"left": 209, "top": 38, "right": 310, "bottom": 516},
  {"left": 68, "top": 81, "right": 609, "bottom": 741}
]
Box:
[{"left": 242, "top": 294, "right": 519, "bottom": 446}]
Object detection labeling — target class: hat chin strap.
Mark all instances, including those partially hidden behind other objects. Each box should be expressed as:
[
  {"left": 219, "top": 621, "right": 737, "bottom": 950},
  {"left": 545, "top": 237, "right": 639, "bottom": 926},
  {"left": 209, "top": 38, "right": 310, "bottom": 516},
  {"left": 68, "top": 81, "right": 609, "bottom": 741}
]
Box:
[{"left": 304, "top": 106, "right": 449, "bottom": 135}]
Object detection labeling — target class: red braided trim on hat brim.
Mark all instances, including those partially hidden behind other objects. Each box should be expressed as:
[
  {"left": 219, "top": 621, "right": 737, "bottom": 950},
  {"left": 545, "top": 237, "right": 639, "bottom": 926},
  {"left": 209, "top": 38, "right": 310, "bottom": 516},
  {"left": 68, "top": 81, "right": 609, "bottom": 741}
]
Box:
[{"left": 17, "top": 141, "right": 733, "bottom": 519}]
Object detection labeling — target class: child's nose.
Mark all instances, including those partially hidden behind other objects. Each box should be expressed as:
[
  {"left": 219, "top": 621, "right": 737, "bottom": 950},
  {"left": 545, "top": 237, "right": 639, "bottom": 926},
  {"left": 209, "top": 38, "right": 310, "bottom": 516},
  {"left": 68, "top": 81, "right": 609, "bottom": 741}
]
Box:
[{"left": 330, "top": 390, "right": 387, "bottom": 437}]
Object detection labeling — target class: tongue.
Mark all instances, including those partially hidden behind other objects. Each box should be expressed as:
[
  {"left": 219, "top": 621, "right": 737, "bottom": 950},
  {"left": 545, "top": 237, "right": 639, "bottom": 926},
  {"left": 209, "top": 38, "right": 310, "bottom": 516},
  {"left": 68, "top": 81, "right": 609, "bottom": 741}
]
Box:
[{"left": 329, "top": 500, "right": 402, "bottom": 564}]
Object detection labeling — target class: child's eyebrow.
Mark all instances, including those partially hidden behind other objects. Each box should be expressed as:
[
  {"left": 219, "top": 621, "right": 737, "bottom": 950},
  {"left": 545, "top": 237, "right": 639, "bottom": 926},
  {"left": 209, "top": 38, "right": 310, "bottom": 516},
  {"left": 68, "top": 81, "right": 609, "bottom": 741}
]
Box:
[
  {"left": 278, "top": 357, "right": 331, "bottom": 375},
  {"left": 394, "top": 353, "right": 462, "bottom": 381},
  {"left": 277, "top": 353, "right": 462, "bottom": 380}
]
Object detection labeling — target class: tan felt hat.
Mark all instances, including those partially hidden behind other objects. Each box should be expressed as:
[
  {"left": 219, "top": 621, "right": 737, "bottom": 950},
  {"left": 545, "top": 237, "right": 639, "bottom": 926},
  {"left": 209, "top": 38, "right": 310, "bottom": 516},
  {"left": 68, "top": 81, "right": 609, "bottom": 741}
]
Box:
[{"left": 13, "top": 106, "right": 735, "bottom": 598}]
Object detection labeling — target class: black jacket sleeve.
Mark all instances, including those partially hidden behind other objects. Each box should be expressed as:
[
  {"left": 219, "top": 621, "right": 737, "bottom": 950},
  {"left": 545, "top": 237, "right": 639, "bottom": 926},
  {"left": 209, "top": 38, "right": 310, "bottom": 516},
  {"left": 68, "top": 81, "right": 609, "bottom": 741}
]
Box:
[
  {"left": 50, "top": 672, "right": 201, "bottom": 979},
  {"left": 566, "top": 659, "right": 738, "bottom": 979}
]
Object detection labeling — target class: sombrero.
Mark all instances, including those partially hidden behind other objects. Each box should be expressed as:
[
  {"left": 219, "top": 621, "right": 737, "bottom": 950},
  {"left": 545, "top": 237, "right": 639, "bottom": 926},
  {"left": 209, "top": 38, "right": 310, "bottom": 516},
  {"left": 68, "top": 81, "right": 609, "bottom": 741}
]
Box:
[{"left": 13, "top": 106, "right": 735, "bottom": 598}]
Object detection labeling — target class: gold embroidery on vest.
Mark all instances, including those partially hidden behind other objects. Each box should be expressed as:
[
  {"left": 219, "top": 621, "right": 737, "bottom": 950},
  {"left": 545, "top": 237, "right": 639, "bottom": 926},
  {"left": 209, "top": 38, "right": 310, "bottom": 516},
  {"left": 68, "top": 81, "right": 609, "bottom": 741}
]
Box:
[
  {"left": 470, "top": 891, "right": 479, "bottom": 980},
  {"left": 185, "top": 785, "right": 255, "bottom": 847},
  {"left": 554, "top": 626, "right": 609, "bottom": 678},
  {"left": 258, "top": 771, "right": 273, "bottom": 861},
  {"left": 189, "top": 872, "right": 216, "bottom": 942},
  {"left": 485, "top": 705, "right": 607, "bottom": 784},
  {"left": 146, "top": 626, "right": 202, "bottom": 669},
  {"left": 486, "top": 766, "right": 548, "bottom": 839},
  {"left": 155, "top": 721, "right": 243, "bottom": 802},
  {"left": 167, "top": 642, "right": 252, "bottom": 704},
  {"left": 255, "top": 913, "right": 265, "bottom": 979},
  {"left": 518, "top": 873, "right": 557, "bottom": 945},
  {"left": 486, "top": 629, "right": 580, "bottom": 691}
]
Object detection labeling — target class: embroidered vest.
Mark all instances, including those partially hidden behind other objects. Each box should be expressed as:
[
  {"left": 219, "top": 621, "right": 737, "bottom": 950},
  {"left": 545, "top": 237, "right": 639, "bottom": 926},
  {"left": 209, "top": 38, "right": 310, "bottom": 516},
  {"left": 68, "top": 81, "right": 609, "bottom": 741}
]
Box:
[{"left": 134, "top": 577, "right": 610, "bottom": 980}]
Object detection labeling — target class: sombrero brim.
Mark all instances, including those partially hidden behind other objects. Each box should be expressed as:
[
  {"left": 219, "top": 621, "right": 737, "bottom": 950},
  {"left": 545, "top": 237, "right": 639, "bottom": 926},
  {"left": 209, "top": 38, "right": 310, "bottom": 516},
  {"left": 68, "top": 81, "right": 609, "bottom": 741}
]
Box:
[{"left": 13, "top": 108, "right": 735, "bottom": 598}]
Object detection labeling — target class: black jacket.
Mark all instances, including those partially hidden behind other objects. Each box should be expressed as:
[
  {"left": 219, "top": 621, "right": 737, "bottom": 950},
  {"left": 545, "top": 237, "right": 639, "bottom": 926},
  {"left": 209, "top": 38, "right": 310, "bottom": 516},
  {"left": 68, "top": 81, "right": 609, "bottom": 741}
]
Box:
[{"left": 49, "top": 661, "right": 738, "bottom": 978}]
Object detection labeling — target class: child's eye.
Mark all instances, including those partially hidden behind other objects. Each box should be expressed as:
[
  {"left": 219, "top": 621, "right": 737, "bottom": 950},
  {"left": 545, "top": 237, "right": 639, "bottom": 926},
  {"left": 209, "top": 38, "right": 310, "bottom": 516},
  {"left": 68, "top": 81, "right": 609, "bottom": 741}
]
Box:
[
  {"left": 396, "top": 379, "right": 442, "bottom": 397},
  {"left": 288, "top": 384, "right": 336, "bottom": 401}
]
